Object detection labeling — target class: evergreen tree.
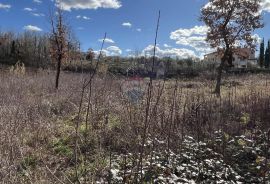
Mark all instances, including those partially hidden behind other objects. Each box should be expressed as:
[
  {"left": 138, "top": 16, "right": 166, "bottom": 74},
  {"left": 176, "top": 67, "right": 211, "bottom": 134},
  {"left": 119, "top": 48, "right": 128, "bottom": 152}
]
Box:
[
  {"left": 259, "top": 38, "right": 264, "bottom": 67},
  {"left": 265, "top": 40, "right": 270, "bottom": 68}
]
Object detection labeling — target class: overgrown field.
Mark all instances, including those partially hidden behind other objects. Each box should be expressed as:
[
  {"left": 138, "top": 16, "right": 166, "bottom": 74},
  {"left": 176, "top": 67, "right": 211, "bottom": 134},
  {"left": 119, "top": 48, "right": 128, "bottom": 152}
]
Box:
[{"left": 0, "top": 68, "right": 269, "bottom": 183}]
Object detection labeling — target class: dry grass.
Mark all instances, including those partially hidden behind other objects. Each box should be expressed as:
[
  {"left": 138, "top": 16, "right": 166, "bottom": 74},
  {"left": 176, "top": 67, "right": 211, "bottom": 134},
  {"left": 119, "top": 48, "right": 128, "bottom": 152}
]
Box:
[{"left": 0, "top": 68, "right": 269, "bottom": 183}]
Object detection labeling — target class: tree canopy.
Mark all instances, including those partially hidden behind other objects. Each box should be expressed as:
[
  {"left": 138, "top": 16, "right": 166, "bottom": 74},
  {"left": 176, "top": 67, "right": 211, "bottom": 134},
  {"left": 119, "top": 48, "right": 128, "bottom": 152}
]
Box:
[{"left": 201, "top": 0, "right": 263, "bottom": 51}]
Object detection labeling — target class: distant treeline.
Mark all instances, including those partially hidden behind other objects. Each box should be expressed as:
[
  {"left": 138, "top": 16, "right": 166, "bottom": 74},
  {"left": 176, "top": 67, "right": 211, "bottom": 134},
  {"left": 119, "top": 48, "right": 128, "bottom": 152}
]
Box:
[
  {"left": 0, "top": 30, "right": 210, "bottom": 77},
  {"left": 1, "top": 30, "right": 266, "bottom": 78},
  {"left": 0, "top": 31, "right": 79, "bottom": 68}
]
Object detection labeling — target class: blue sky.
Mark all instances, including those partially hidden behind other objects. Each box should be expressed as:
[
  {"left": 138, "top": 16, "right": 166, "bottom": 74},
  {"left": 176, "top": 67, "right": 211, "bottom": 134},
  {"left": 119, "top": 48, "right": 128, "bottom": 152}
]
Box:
[{"left": 1, "top": 0, "right": 270, "bottom": 58}]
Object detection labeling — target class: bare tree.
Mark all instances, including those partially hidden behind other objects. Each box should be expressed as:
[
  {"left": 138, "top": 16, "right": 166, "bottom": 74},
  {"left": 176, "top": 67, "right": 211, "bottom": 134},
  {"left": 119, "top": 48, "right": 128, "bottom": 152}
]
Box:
[
  {"left": 49, "top": 8, "right": 68, "bottom": 89},
  {"left": 200, "top": 0, "right": 263, "bottom": 95}
]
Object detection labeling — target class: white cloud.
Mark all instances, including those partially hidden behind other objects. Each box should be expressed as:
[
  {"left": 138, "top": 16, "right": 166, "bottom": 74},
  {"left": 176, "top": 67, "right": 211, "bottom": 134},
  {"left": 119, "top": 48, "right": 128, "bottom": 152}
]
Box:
[
  {"left": 76, "top": 15, "right": 91, "bottom": 20},
  {"left": 95, "top": 46, "right": 122, "bottom": 56},
  {"left": 110, "top": 46, "right": 198, "bottom": 59},
  {"left": 24, "top": 7, "right": 35, "bottom": 11},
  {"left": 260, "top": 0, "right": 270, "bottom": 12},
  {"left": 33, "top": 0, "right": 42, "bottom": 4},
  {"left": 252, "top": 34, "right": 262, "bottom": 45},
  {"left": 23, "top": 7, "right": 44, "bottom": 17},
  {"left": 83, "top": 16, "right": 90, "bottom": 20},
  {"left": 98, "top": 38, "right": 115, "bottom": 44},
  {"left": 164, "top": 44, "right": 171, "bottom": 48},
  {"left": 122, "top": 22, "right": 132, "bottom": 28},
  {"left": 55, "top": 0, "right": 121, "bottom": 11},
  {"left": 32, "top": 13, "right": 45, "bottom": 17},
  {"left": 0, "top": 3, "right": 11, "bottom": 10},
  {"left": 170, "top": 25, "right": 210, "bottom": 52},
  {"left": 106, "top": 46, "right": 122, "bottom": 55},
  {"left": 142, "top": 45, "right": 196, "bottom": 59},
  {"left": 23, "top": 25, "right": 43, "bottom": 32},
  {"left": 170, "top": 24, "right": 261, "bottom": 59},
  {"left": 173, "top": 36, "right": 209, "bottom": 51},
  {"left": 204, "top": 0, "right": 270, "bottom": 14},
  {"left": 171, "top": 25, "right": 208, "bottom": 37},
  {"left": 136, "top": 28, "right": 142, "bottom": 32}
]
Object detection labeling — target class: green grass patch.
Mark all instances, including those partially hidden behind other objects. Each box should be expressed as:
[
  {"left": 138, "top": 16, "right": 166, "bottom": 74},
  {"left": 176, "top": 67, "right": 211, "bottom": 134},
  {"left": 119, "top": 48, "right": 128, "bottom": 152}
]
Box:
[
  {"left": 20, "top": 154, "right": 38, "bottom": 169},
  {"left": 52, "top": 138, "right": 73, "bottom": 157}
]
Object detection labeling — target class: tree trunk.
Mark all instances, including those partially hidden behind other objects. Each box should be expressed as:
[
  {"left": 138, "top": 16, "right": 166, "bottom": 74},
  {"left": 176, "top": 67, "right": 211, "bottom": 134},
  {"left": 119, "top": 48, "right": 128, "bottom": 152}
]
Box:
[
  {"left": 214, "top": 62, "right": 223, "bottom": 95},
  {"left": 214, "top": 48, "right": 229, "bottom": 96},
  {"left": 55, "top": 56, "right": 62, "bottom": 89}
]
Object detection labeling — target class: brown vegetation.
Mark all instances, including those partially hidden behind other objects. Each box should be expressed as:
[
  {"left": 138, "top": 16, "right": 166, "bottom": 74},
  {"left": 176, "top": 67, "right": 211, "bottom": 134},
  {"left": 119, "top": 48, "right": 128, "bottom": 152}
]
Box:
[{"left": 0, "top": 66, "right": 269, "bottom": 183}]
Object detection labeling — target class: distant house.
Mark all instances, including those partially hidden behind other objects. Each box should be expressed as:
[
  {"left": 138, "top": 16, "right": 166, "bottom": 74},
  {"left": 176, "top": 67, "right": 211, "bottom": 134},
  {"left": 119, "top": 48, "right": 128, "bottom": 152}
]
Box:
[{"left": 203, "top": 48, "right": 257, "bottom": 68}]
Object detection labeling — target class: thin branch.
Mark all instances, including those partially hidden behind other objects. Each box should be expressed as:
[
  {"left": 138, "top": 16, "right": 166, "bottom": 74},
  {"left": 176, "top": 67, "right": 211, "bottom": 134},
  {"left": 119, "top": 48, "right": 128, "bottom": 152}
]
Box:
[{"left": 138, "top": 10, "right": 161, "bottom": 182}]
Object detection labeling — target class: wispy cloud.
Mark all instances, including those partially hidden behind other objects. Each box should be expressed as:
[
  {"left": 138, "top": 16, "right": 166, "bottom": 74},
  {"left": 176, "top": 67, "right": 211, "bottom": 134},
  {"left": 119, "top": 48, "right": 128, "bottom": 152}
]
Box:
[
  {"left": 23, "top": 7, "right": 44, "bottom": 17},
  {"left": 0, "top": 3, "right": 11, "bottom": 10},
  {"left": 24, "top": 7, "right": 36, "bottom": 12},
  {"left": 122, "top": 22, "right": 132, "bottom": 28},
  {"left": 33, "top": 0, "right": 42, "bottom": 4},
  {"left": 55, "top": 0, "right": 122, "bottom": 11},
  {"left": 23, "top": 25, "right": 43, "bottom": 32},
  {"left": 98, "top": 38, "right": 115, "bottom": 44},
  {"left": 76, "top": 15, "right": 91, "bottom": 20},
  {"left": 164, "top": 44, "right": 171, "bottom": 48},
  {"left": 32, "top": 13, "right": 45, "bottom": 17}
]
